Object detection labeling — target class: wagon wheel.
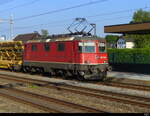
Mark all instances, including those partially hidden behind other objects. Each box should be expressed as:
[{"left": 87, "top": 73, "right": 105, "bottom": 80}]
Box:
[
  {"left": 13, "top": 64, "right": 22, "bottom": 72},
  {"left": 9, "top": 65, "right": 14, "bottom": 72}
]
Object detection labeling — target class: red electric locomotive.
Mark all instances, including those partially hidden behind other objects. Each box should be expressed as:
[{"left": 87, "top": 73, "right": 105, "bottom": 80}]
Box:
[{"left": 23, "top": 36, "right": 110, "bottom": 80}]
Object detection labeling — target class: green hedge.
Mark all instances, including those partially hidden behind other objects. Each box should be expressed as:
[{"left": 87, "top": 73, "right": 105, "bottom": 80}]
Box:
[{"left": 108, "top": 48, "right": 150, "bottom": 64}]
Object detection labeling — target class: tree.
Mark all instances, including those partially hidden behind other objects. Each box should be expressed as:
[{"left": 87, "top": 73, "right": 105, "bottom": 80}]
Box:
[
  {"left": 41, "top": 29, "right": 49, "bottom": 38},
  {"left": 130, "top": 9, "right": 150, "bottom": 23},
  {"left": 105, "top": 35, "right": 119, "bottom": 48},
  {"left": 105, "top": 35, "right": 119, "bottom": 43},
  {"left": 127, "top": 9, "right": 150, "bottom": 48}
]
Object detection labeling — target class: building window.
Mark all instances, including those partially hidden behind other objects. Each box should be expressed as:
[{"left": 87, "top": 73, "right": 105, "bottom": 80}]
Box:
[
  {"left": 58, "top": 43, "right": 65, "bottom": 51},
  {"left": 32, "top": 44, "right": 37, "bottom": 51},
  {"left": 44, "top": 43, "right": 50, "bottom": 51}
]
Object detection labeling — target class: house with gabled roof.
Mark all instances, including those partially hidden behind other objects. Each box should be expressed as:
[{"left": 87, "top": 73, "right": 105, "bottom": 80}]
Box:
[
  {"left": 14, "top": 33, "right": 41, "bottom": 43},
  {"left": 117, "top": 38, "right": 135, "bottom": 49}
]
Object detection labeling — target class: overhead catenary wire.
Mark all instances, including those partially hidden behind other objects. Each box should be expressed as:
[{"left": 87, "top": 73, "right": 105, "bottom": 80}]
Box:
[
  {"left": 0, "top": 15, "right": 133, "bottom": 33},
  {"left": 13, "top": 0, "right": 150, "bottom": 22},
  {"left": 0, "top": 0, "right": 41, "bottom": 13},
  {"left": 1, "top": 1, "right": 150, "bottom": 35},
  {"left": 14, "top": 0, "right": 109, "bottom": 21},
  {"left": 0, "top": 0, "right": 15, "bottom": 6},
  {"left": 14, "top": 18, "right": 73, "bottom": 29},
  {"left": 12, "top": 6, "right": 150, "bottom": 30},
  {"left": 85, "top": 6, "right": 150, "bottom": 18},
  {"left": 93, "top": 15, "right": 133, "bottom": 23},
  {"left": 2, "top": 1, "right": 148, "bottom": 28}
]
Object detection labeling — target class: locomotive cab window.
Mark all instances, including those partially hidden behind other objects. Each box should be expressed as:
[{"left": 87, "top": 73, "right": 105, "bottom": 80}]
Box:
[
  {"left": 32, "top": 44, "right": 37, "bottom": 51},
  {"left": 44, "top": 43, "right": 50, "bottom": 51},
  {"left": 79, "top": 42, "right": 96, "bottom": 53},
  {"left": 58, "top": 43, "right": 65, "bottom": 51},
  {"left": 99, "top": 42, "right": 106, "bottom": 53}
]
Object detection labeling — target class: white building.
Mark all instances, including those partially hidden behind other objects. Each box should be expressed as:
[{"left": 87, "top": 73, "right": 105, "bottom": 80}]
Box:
[
  {"left": 117, "top": 38, "right": 135, "bottom": 49},
  {"left": 0, "top": 36, "right": 6, "bottom": 41},
  {"left": 117, "top": 38, "right": 126, "bottom": 48}
]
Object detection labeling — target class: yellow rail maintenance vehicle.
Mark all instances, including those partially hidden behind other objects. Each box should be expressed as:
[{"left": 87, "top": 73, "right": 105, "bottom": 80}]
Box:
[{"left": 0, "top": 41, "right": 24, "bottom": 71}]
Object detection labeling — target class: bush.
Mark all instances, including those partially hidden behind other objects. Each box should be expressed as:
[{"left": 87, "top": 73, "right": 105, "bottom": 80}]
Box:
[{"left": 108, "top": 48, "right": 150, "bottom": 64}]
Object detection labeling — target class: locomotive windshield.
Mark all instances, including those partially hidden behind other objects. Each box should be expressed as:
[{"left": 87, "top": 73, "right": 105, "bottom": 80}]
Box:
[
  {"left": 99, "top": 42, "right": 106, "bottom": 53},
  {"left": 79, "top": 42, "right": 96, "bottom": 53}
]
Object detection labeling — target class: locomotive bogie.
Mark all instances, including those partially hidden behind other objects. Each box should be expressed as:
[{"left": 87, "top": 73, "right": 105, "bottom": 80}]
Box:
[{"left": 23, "top": 61, "right": 109, "bottom": 80}]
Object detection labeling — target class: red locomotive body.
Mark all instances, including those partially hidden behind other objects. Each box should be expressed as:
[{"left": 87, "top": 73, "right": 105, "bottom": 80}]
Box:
[{"left": 23, "top": 36, "right": 109, "bottom": 80}]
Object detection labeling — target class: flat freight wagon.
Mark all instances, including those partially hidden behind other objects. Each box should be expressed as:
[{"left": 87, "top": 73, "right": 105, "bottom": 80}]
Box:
[{"left": 0, "top": 41, "right": 24, "bottom": 71}]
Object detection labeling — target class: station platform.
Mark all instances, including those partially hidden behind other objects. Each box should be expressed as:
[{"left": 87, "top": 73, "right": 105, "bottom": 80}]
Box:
[{"left": 108, "top": 71, "right": 150, "bottom": 81}]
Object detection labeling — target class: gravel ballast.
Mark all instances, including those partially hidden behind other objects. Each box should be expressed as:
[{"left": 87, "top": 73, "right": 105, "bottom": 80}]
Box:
[{"left": 0, "top": 70, "right": 149, "bottom": 113}]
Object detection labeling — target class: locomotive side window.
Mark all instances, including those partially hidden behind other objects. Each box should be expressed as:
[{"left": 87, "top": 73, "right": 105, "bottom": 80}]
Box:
[
  {"left": 58, "top": 43, "right": 65, "bottom": 51},
  {"left": 32, "top": 44, "right": 37, "bottom": 51},
  {"left": 79, "top": 42, "right": 95, "bottom": 53},
  {"left": 44, "top": 43, "right": 50, "bottom": 51},
  {"left": 99, "top": 42, "right": 106, "bottom": 53}
]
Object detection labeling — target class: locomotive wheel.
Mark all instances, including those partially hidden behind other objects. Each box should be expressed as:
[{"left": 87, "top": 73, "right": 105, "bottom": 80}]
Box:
[
  {"left": 59, "top": 70, "right": 68, "bottom": 79},
  {"left": 35, "top": 68, "right": 41, "bottom": 74},
  {"left": 30, "top": 67, "right": 37, "bottom": 74},
  {"left": 23, "top": 66, "right": 31, "bottom": 73},
  {"left": 22, "top": 67, "right": 26, "bottom": 73},
  {"left": 65, "top": 71, "right": 73, "bottom": 79},
  {"left": 77, "top": 71, "right": 85, "bottom": 81},
  {"left": 100, "top": 71, "right": 107, "bottom": 81},
  {"left": 23, "top": 67, "right": 28, "bottom": 73},
  {"left": 77, "top": 75, "right": 85, "bottom": 81}
]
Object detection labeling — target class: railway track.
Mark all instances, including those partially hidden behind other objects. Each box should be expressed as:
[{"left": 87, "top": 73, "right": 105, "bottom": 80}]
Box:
[
  {"left": 0, "top": 74, "right": 150, "bottom": 110},
  {"left": 0, "top": 87, "right": 105, "bottom": 113},
  {"left": 96, "top": 81, "right": 150, "bottom": 92},
  {"left": 0, "top": 91, "right": 60, "bottom": 113},
  {"left": 0, "top": 73, "right": 150, "bottom": 92},
  {"left": 48, "top": 84, "right": 150, "bottom": 109},
  {"left": 47, "top": 75, "right": 150, "bottom": 92}
]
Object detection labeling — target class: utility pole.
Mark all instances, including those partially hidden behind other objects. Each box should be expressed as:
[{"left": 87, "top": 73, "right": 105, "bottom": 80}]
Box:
[
  {"left": 10, "top": 14, "right": 14, "bottom": 40},
  {"left": 0, "top": 15, "right": 14, "bottom": 41},
  {"left": 0, "top": 19, "right": 4, "bottom": 39}
]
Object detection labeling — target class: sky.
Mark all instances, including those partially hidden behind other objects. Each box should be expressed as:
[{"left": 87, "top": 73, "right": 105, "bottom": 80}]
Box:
[{"left": 0, "top": 0, "right": 149, "bottom": 40}]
